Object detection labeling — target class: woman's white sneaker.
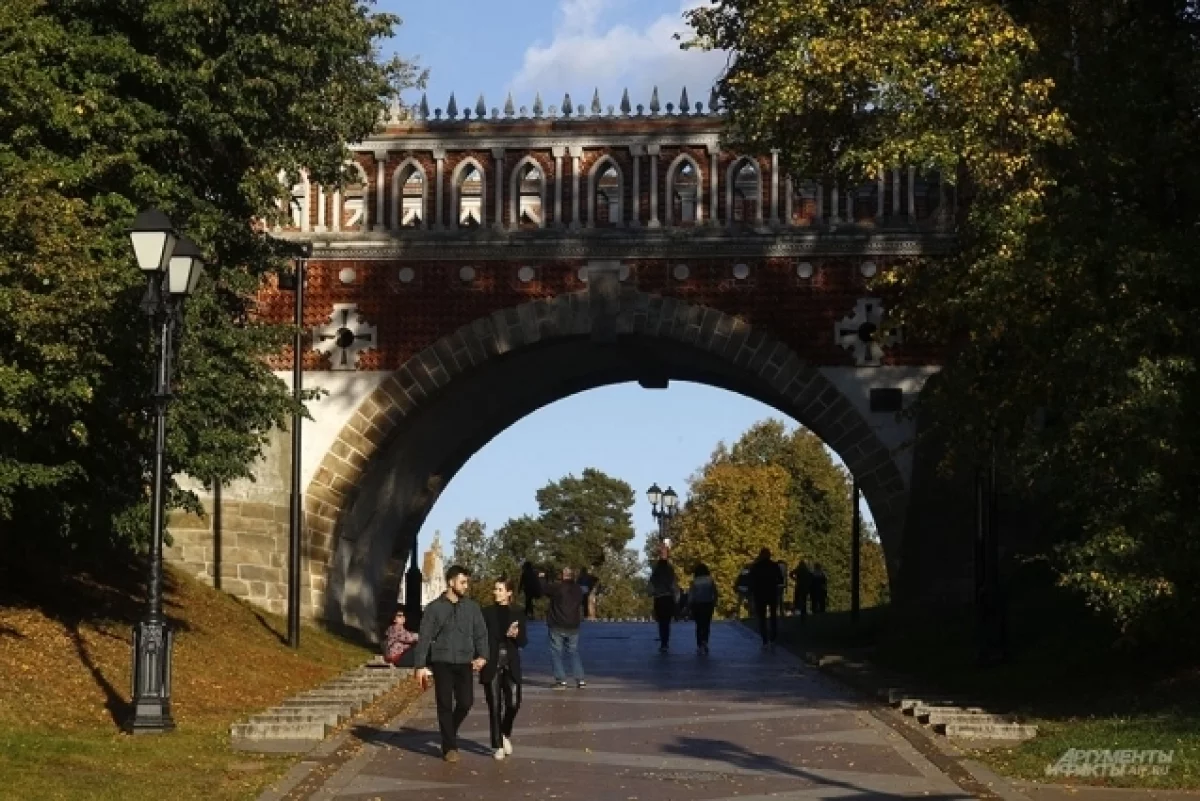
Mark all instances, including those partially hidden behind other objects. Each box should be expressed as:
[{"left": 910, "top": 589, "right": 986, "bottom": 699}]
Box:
[
  {"left": 502, "top": 735, "right": 513, "bottom": 755},
  {"left": 494, "top": 748, "right": 506, "bottom": 760}
]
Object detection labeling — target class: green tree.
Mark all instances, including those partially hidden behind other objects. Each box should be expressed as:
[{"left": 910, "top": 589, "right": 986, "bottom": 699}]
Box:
[
  {"left": 0, "top": 0, "right": 423, "bottom": 563},
  {"left": 535, "top": 468, "right": 636, "bottom": 570},
  {"left": 687, "top": 0, "right": 1200, "bottom": 644},
  {"left": 718, "top": 420, "right": 862, "bottom": 610},
  {"left": 491, "top": 515, "right": 546, "bottom": 580},
  {"left": 593, "top": 547, "right": 652, "bottom": 620},
  {"left": 673, "top": 462, "right": 792, "bottom": 617},
  {"left": 450, "top": 519, "right": 495, "bottom": 606}
]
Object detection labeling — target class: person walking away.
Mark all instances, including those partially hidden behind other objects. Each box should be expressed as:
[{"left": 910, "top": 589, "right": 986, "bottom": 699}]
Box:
[
  {"left": 789, "top": 560, "right": 812, "bottom": 621},
  {"left": 518, "top": 561, "right": 541, "bottom": 618},
  {"left": 543, "top": 567, "right": 586, "bottom": 689},
  {"left": 382, "top": 607, "right": 419, "bottom": 666},
  {"left": 412, "top": 565, "right": 489, "bottom": 763},
  {"left": 688, "top": 564, "right": 718, "bottom": 654},
  {"left": 734, "top": 566, "right": 752, "bottom": 618},
  {"left": 747, "top": 548, "right": 782, "bottom": 648},
  {"left": 481, "top": 577, "right": 527, "bottom": 760},
  {"left": 811, "top": 563, "right": 829, "bottom": 614},
  {"left": 648, "top": 557, "right": 678, "bottom": 652},
  {"left": 775, "top": 559, "right": 789, "bottom": 615}
]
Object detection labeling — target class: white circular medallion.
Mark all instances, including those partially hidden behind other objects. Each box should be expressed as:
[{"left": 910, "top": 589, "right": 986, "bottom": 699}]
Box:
[
  {"left": 796, "top": 262, "right": 814, "bottom": 279},
  {"left": 397, "top": 267, "right": 415, "bottom": 283},
  {"left": 673, "top": 264, "right": 690, "bottom": 281},
  {"left": 517, "top": 266, "right": 536, "bottom": 283},
  {"left": 459, "top": 265, "right": 476, "bottom": 282},
  {"left": 732, "top": 263, "right": 750, "bottom": 280},
  {"left": 860, "top": 261, "right": 878, "bottom": 278},
  {"left": 338, "top": 267, "right": 356, "bottom": 285}
]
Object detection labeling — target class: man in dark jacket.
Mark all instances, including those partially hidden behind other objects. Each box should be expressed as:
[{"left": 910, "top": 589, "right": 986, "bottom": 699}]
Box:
[
  {"left": 481, "top": 577, "right": 528, "bottom": 760},
  {"left": 412, "top": 565, "right": 489, "bottom": 762},
  {"left": 747, "top": 548, "right": 782, "bottom": 647},
  {"left": 542, "top": 566, "right": 586, "bottom": 689}
]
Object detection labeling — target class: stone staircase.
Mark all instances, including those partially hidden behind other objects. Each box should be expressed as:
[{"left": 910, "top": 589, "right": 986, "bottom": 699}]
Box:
[
  {"left": 883, "top": 687, "right": 1039, "bottom": 740},
  {"left": 230, "top": 658, "right": 410, "bottom": 752},
  {"left": 804, "top": 652, "right": 1038, "bottom": 742}
]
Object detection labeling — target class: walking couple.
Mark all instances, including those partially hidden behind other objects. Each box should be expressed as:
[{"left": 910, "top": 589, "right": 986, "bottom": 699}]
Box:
[{"left": 411, "top": 565, "right": 527, "bottom": 762}]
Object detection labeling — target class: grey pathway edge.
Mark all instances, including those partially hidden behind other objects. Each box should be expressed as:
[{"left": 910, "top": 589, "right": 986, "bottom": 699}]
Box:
[{"left": 296, "top": 620, "right": 981, "bottom": 800}]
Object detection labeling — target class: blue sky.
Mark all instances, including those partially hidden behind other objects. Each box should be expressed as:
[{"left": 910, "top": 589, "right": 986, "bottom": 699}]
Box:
[
  {"left": 373, "top": 1, "right": 871, "bottom": 560},
  {"left": 381, "top": 0, "right": 728, "bottom": 119}
]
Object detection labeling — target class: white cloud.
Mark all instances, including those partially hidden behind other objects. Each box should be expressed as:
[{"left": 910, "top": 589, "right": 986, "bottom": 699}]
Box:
[{"left": 507, "top": 0, "right": 728, "bottom": 113}]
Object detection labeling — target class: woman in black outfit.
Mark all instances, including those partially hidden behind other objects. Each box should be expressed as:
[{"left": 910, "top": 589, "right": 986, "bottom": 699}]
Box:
[{"left": 481, "top": 577, "right": 528, "bottom": 760}]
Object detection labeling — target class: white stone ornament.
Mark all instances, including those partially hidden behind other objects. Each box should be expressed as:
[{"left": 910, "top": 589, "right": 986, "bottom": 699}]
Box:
[
  {"left": 673, "top": 264, "right": 690, "bottom": 280},
  {"left": 459, "top": 265, "right": 476, "bottom": 282},
  {"left": 338, "top": 267, "right": 356, "bottom": 284},
  {"left": 797, "top": 262, "right": 814, "bottom": 279},
  {"left": 733, "top": 263, "right": 750, "bottom": 280},
  {"left": 860, "top": 261, "right": 878, "bottom": 278},
  {"left": 398, "top": 267, "right": 415, "bottom": 283},
  {"left": 313, "top": 304, "right": 378, "bottom": 371},
  {"left": 517, "top": 266, "right": 535, "bottom": 282},
  {"left": 834, "top": 298, "right": 901, "bottom": 366}
]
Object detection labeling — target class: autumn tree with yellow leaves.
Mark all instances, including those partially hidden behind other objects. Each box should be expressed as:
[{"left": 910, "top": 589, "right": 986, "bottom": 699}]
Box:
[{"left": 688, "top": 0, "right": 1200, "bottom": 646}]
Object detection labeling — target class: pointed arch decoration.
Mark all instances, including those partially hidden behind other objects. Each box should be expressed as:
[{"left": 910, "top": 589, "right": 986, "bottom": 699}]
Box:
[
  {"left": 450, "top": 157, "right": 487, "bottom": 229},
  {"left": 334, "top": 160, "right": 372, "bottom": 233},
  {"left": 586, "top": 155, "right": 625, "bottom": 227},
  {"left": 726, "top": 156, "right": 763, "bottom": 227},
  {"left": 390, "top": 157, "right": 428, "bottom": 229},
  {"left": 508, "top": 155, "right": 547, "bottom": 229},
  {"left": 664, "top": 153, "right": 704, "bottom": 226}
]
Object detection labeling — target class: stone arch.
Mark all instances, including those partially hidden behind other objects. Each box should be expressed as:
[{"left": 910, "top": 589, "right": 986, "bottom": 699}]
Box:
[
  {"left": 300, "top": 287, "right": 913, "bottom": 636},
  {"left": 508, "top": 155, "right": 546, "bottom": 229},
  {"left": 390, "top": 158, "right": 427, "bottom": 230},
  {"left": 727, "top": 157, "right": 763, "bottom": 227},
  {"left": 587, "top": 156, "right": 624, "bottom": 228},
  {"left": 665, "top": 153, "right": 704, "bottom": 226},
  {"left": 450, "top": 157, "right": 486, "bottom": 229}
]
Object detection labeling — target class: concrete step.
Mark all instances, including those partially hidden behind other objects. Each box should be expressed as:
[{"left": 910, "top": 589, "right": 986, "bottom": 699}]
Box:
[
  {"left": 249, "top": 711, "right": 346, "bottom": 726},
  {"left": 912, "top": 704, "right": 987, "bottom": 719},
  {"left": 230, "top": 720, "right": 331, "bottom": 741},
  {"left": 280, "top": 700, "right": 359, "bottom": 715},
  {"left": 898, "top": 696, "right": 975, "bottom": 712},
  {"left": 943, "top": 722, "right": 1039, "bottom": 740},
  {"left": 927, "top": 712, "right": 1014, "bottom": 727}
]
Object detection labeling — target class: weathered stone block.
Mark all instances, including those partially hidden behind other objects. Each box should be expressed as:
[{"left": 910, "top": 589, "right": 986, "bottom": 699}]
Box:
[{"left": 239, "top": 564, "right": 283, "bottom": 583}]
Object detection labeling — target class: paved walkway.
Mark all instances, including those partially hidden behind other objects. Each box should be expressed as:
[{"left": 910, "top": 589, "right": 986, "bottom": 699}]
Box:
[{"left": 308, "top": 621, "right": 975, "bottom": 800}]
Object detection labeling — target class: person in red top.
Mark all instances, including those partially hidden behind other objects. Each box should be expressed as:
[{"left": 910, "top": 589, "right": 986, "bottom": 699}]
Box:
[{"left": 382, "top": 608, "right": 419, "bottom": 665}]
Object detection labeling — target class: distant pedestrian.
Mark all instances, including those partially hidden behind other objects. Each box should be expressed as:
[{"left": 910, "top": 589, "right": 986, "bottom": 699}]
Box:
[
  {"left": 747, "top": 548, "right": 781, "bottom": 647},
  {"left": 382, "top": 608, "right": 419, "bottom": 666},
  {"left": 518, "top": 561, "right": 541, "bottom": 618},
  {"left": 776, "top": 559, "right": 789, "bottom": 614},
  {"left": 412, "top": 565, "right": 489, "bottom": 763},
  {"left": 734, "top": 566, "right": 752, "bottom": 617},
  {"left": 543, "top": 567, "right": 586, "bottom": 689},
  {"left": 648, "top": 557, "right": 678, "bottom": 652},
  {"left": 688, "top": 564, "right": 718, "bottom": 654},
  {"left": 790, "top": 560, "right": 813, "bottom": 621},
  {"left": 481, "top": 577, "right": 527, "bottom": 760},
  {"left": 811, "top": 563, "right": 829, "bottom": 614}
]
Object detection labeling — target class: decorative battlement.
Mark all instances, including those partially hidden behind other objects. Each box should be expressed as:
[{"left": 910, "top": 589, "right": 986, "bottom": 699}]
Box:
[{"left": 377, "top": 86, "right": 723, "bottom": 126}]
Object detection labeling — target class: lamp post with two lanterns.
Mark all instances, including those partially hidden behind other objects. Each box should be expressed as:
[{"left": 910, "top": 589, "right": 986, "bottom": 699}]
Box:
[
  {"left": 126, "top": 209, "right": 207, "bottom": 734},
  {"left": 646, "top": 483, "right": 679, "bottom": 557}
]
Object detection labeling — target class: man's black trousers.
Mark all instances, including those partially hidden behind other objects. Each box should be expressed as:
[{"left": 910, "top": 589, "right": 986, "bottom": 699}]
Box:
[
  {"left": 755, "top": 595, "right": 778, "bottom": 644},
  {"left": 431, "top": 662, "right": 474, "bottom": 753}
]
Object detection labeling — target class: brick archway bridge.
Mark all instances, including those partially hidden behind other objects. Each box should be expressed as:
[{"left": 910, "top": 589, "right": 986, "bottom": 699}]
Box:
[{"left": 168, "top": 90, "right": 973, "bottom": 637}]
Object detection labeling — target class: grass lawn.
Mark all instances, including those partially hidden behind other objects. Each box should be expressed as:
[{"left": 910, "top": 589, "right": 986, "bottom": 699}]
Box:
[
  {"left": 766, "top": 597, "right": 1200, "bottom": 790},
  {"left": 0, "top": 562, "right": 375, "bottom": 801}
]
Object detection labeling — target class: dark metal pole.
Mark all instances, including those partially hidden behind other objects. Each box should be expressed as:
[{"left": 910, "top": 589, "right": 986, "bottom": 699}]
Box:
[
  {"left": 129, "top": 290, "right": 176, "bottom": 733},
  {"left": 287, "top": 254, "right": 306, "bottom": 649},
  {"left": 850, "top": 477, "right": 861, "bottom": 623}
]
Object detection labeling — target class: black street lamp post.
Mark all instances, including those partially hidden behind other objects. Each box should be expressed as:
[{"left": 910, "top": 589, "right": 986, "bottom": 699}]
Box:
[
  {"left": 126, "top": 209, "right": 206, "bottom": 734},
  {"left": 646, "top": 483, "right": 679, "bottom": 554}
]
